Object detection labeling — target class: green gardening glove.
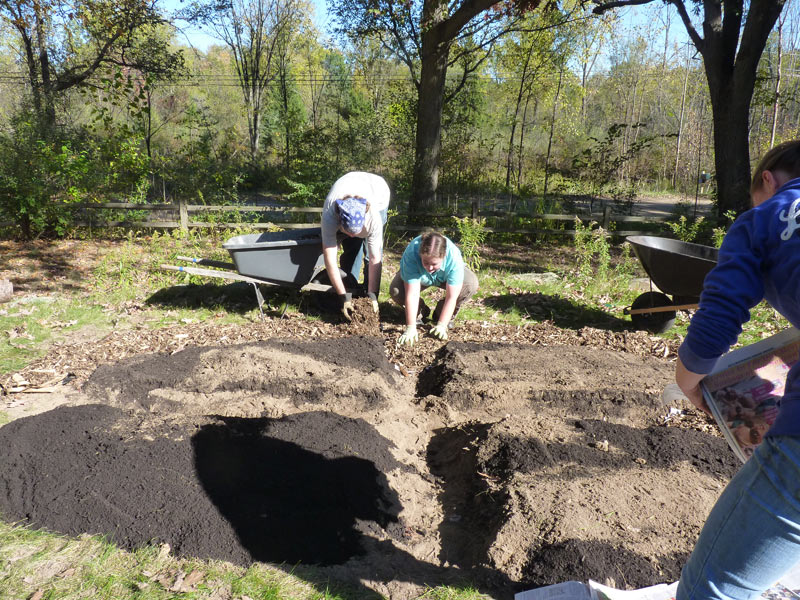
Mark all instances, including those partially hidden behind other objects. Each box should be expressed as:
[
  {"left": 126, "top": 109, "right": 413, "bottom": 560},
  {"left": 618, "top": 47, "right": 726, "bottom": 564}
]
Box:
[
  {"left": 430, "top": 323, "right": 449, "bottom": 341},
  {"left": 398, "top": 324, "right": 419, "bottom": 346}
]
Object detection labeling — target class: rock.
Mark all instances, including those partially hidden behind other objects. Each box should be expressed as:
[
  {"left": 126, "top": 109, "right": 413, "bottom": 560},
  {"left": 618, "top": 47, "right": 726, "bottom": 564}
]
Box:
[{"left": 0, "top": 279, "right": 12, "bottom": 302}]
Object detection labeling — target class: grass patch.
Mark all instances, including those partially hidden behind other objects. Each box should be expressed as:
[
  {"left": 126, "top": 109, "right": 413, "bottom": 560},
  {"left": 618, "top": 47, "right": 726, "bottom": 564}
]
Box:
[
  {"left": 0, "top": 297, "right": 110, "bottom": 374},
  {"left": 0, "top": 520, "right": 490, "bottom": 600}
]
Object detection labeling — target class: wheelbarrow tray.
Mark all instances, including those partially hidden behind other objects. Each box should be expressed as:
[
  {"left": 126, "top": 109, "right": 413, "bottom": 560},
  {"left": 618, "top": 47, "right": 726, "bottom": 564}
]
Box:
[
  {"left": 626, "top": 235, "right": 718, "bottom": 298},
  {"left": 222, "top": 227, "right": 325, "bottom": 287}
]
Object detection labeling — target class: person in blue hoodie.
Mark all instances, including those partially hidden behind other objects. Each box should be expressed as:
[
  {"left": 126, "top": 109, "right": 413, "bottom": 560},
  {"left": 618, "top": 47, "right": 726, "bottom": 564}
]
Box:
[{"left": 675, "top": 140, "right": 800, "bottom": 600}]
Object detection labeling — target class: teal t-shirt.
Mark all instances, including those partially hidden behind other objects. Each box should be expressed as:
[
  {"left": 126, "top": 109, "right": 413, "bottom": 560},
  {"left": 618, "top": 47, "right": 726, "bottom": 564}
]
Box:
[{"left": 400, "top": 235, "right": 464, "bottom": 287}]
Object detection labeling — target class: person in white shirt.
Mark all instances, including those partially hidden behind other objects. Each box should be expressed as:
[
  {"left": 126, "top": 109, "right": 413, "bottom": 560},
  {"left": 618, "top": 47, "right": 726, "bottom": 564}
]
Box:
[{"left": 319, "top": 171, "right": 391, "bottom": 320}]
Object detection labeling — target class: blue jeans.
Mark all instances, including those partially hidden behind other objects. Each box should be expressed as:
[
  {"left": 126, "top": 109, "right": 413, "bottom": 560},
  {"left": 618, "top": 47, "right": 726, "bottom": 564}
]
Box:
[
  {"left": 678, "top": 436, "right": 800, "bottom": 600},
  {"left": 339, "top": 208, "right": 388, "bottom": 290}
]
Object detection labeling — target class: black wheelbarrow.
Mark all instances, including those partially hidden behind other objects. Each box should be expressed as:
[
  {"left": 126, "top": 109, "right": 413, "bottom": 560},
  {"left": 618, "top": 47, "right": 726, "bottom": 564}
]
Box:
[{"left": 625, "top": 236, "right": 718, "bottom": 332}]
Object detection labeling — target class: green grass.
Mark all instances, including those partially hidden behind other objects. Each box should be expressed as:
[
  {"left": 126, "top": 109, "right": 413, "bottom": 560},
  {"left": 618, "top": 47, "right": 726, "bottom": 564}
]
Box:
[
  {"left": 0, "top": 297, "right": 111, "bottom": 374},
  {"left": 0, "top": 520, "right": 489, "bottom": 600}
]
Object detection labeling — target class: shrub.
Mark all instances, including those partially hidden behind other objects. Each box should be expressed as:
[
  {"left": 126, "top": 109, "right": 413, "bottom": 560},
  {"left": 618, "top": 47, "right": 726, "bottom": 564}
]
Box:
[{"left": 452, "top": 216, "right": 488, "bottom": 271}]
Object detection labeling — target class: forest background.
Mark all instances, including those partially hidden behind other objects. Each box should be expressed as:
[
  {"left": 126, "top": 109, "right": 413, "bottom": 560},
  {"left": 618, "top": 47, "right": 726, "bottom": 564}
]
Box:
[{"left": 0, "top": 0, "right": 798, "bottom": 239}]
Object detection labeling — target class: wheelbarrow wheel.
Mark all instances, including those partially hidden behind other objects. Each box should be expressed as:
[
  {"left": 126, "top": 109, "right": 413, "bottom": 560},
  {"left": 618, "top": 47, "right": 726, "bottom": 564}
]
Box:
[{"left": 630, "top": 291, "right": 676, "bottom": 333}]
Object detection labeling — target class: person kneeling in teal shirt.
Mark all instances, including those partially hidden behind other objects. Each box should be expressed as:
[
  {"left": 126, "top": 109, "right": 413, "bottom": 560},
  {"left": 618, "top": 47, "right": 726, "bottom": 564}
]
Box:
[{"left": 390, "top": 231, "right": 478, "bottom": 346}]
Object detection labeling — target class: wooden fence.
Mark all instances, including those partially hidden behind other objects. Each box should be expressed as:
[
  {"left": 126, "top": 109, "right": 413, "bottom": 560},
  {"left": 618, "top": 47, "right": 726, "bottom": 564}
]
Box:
[{"left": 4, "top": 197, "right": 676, "bottom": 238}]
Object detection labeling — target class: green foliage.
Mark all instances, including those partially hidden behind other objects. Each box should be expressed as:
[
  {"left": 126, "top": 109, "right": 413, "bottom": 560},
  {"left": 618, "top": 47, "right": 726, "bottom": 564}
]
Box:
[
  {"left": 665, "top": 215, "right": 705, "bottom": 243},
  {"left": 0, "top": 110, "right": 150, "bottom": 238},
  {"left": 571, "top": 123, "right": 675, "bottom": 207},
  {"left": 712, "top": 210, "right": 738, "bottom": 248},
  {"left": 452, "top": 216, "right": 488, "bottom": 271},
  {"left": 609, "top": 183, "right": 639, "bottom": 215},
  {"left": 573, "top": 217, "right": 611, "bottom": 283},
  {"left": 154, "top": 103, "right": 244, "bottom": 204}
]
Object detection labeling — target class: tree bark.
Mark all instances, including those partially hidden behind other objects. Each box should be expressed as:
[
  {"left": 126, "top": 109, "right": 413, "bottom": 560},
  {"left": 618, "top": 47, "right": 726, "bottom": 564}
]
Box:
[
  {"left": 708, "top": 85, "right": 753, "bottom": 215},
  {"left": 410, "top": 1, "right": 450, "bottom": 213},
  {"left": 770, "top": 14, "right": 784, "bottom": 148},
  {"left": 506, "top": 44, "right": 535, "bottom": 189},
  {"left": 407, "top": 0, "right": 524, "bottom": 214}
]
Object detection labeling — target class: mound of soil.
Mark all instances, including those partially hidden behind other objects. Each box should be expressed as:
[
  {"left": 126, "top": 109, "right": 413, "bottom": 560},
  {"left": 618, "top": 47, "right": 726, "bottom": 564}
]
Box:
[{"left": 0, "top": 336, "right": 738, "bottom": 598}]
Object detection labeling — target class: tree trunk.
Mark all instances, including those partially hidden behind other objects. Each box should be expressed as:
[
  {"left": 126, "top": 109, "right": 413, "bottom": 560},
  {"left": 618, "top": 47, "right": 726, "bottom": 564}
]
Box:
[
  {"left": 543, "top": 65, "right": 564, "bottom": 197},
  {"left": 770, "top": 16, "right": 784, "bottom": 148},
  {"left": 33, "top": 3, "right": 56, "bottom": 130},
  {"left": 708, "top": 86, "right": 752, "bottom": 216},
  {"left": 517, "top": 97, "right": 536, "bottom": 193},
  {"left": 409, "top": 27, "right": 449, "bottom": 213},
  {"left": 506, "top": 45, "right": 534, "bottom": 189},
  {"left": 672, "top": 53, "right": 689, "bottom": 188},
  {"left": 699, "top": 0, "right": 784, "bottom": 215}
]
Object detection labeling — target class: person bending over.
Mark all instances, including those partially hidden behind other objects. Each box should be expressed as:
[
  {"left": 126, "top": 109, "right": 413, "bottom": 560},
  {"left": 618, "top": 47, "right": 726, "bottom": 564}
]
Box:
[
  {"left": 319, "top": 171, "right": 390, "bottom": 320},
  {"left": 390, "top": 231, "right": 478, "bottom": 346}
]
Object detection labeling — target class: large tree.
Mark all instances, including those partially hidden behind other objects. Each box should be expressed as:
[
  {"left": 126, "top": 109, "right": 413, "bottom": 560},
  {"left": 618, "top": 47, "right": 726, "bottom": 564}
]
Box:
[
  {"left": 0, "top": 0, "right": 169, "bottom": 131},
  {"left": 331, "top": 0, "right": 543, "bottom": 212},
  {"left": 593, "top": 0, "right": 786, "bottom": 215}
]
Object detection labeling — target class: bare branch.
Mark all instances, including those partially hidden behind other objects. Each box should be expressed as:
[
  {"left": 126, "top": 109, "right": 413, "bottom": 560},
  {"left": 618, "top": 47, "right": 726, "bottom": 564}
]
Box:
[
  {"left": 665, "top": 0, "right": 704, "bottom": 51},
  {"left": 591, "top": 0, "right": 654, "bottom": 13}
]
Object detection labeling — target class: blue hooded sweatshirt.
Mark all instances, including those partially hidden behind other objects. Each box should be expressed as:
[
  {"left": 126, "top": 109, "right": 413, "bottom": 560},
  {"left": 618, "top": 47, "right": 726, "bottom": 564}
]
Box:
[{"left": 678, "top": 177, "right": 800, "bottom": 437}]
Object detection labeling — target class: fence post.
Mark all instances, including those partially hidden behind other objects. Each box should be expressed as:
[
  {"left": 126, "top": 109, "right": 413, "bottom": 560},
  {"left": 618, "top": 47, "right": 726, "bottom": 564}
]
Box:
[
  {"left": 602, "top": 204, "right": 611, "bottom": 230},
  {"left": 471, "top": 200, "right": 478, "bottom": 219},
  {"left": 178, "top": 197, "right": 188, "bottom": 232}
]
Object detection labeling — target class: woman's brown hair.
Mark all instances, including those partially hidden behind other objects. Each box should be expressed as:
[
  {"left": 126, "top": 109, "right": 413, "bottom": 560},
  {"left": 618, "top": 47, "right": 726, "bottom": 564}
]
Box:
[
  {"left": 751, "top": 140, "right": 800, "bottom": 194},
  {"left": 419, "top": 231, "right": 446, "bottom": 259}
]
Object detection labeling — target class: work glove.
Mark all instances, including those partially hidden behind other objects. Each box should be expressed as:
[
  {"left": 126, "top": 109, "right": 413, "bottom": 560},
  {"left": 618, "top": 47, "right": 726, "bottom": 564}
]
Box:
[
  {"left": 397, "top": 324, "right": 419, "bottom": 347},
  {"left": 339, "top": 293, "right": 354, "bottom": 321},
  {"left": 430, "top": 323, "right": 449, "bottom": 341},
  {"left": 367, "top": 291, "right": 379, "bottom": 314}
]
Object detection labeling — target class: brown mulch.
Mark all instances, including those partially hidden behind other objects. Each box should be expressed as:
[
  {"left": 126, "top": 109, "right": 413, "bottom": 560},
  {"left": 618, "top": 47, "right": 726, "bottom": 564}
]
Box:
[{"left": 1, "top": 307, "right": 679, "bottom": 390}]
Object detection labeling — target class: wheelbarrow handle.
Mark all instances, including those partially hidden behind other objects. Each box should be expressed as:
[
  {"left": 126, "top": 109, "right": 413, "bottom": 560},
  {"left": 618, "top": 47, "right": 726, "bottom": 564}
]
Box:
[{"left": 625, "top": 302, "right": 700, "bottom": 315}]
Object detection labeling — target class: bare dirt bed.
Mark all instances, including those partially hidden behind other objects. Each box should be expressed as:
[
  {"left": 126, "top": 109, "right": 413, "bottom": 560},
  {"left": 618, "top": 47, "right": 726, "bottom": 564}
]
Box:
[
  {"left": 0, "top": 315, "right": 736, "bottom": 598},
  {"left": 0, "top": 240, "right": 736, "bottom": 599}
]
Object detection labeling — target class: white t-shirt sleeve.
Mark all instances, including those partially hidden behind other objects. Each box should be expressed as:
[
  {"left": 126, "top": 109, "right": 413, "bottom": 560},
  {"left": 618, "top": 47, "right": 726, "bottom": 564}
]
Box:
[{"left": 321, "top": 172, "right": 390, "bottom": 251}]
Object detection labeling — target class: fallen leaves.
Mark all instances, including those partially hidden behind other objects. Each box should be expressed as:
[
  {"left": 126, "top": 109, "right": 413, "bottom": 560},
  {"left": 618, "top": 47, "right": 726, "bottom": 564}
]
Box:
[{"left": 5, "top": 372, "right": 75, "bottom": 394}]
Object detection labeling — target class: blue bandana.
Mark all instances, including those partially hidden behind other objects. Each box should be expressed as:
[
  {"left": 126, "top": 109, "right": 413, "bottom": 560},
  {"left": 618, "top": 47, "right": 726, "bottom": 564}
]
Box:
[{"left": 336, "top": 197, "right": 367, "bottom": 234}]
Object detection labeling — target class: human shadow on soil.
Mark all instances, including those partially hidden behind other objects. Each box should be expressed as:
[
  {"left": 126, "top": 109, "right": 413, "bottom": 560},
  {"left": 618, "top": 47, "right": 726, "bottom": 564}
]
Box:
[
  {"left": 483, "top": 292, "right": 631, "bottom": 331},
  {"left": 192, "top": 415, "right": 400, "bottom": 565},
  {"left": 195, "top": 415, "right": 519, "bottom": 598}
]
